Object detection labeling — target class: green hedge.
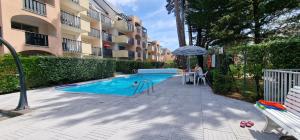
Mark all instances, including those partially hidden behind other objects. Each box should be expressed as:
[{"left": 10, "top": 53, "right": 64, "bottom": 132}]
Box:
[
  {"left": 0, "top": 56, "right": 116, "bottom": 93},
  {"left": 268, "top": 38, "right": 300, "bottom": 69},
  {"left": 116, "top": 60, "right": 165, "bottom": 74}
]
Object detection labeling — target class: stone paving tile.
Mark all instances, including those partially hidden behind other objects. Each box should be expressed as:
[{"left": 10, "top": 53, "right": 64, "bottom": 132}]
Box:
[
  {"left": 0, "top": 77, "right": 279, "bottom": 140},
  {"left": 203, "top": 129, "right": 236, "bottom": 140}
]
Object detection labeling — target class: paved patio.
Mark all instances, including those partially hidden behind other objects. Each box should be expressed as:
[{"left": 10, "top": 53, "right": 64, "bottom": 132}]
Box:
[{"left": 0, "top": 77, "right": 279, "bottom": 140}]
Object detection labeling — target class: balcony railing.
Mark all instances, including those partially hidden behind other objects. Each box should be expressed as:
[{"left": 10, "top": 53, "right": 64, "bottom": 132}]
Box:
[
  {"left": 92, "top": 47, "right": 102, "bottom": 56},
  {"left": 129, "top": 38, "right": 134, "bottom": 45},
  {"left": 61, "top": 11, "right": 81, "bottom": 28},
  {"left": 71, "top": 0, "right": 79, "bottom": 4},
  {"left": 129, "top": 51, "right": 135, "bottom": 60},
  {"left": 25, "top": 32, "right": 48, "bottom": 47},
  {"left": 137, "top": 52, "right": 142, "bottom": 58},
  {"left": 102, "top": 32, "right": 113, "bottom": 42},
  {"left": 137, "top": 40, "right": 141, "bottom": 45},
  {"left": 101, "top": 14, "right": 112, "bottom": 27},
  {"left": 264, "top": 69, "right": 300, "bottom": 104},
  {"left": 62, "top": 38, "right": 82, "bottom": 53},
  {"left": 143, "top": 51, "right": 147, "bottom": 60},
  {"left": 136, "top": 27, "right": 141, "bottom": 34},
  {"left": 142, "top": 27, "right": 147, "bottom": 37},
  {"left": 142, "top": 42, "right": 147, "bottom": 48},
  {"left": 23, "top": 0, "right": 46, "bottom": 16},
  {"left": 103, "top": 48, "right": 112, "bottom": 58},
  {"left": 88, "top": 28, "right": 101, "bottom": 38},
  {"left": 87, "top": 9, "right": 100, "bottom": 21}
]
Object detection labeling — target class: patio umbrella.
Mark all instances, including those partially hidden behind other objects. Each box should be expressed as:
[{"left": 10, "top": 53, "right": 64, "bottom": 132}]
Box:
[{"left": 172, "top": 45, "right": 207, "bottom": 72}]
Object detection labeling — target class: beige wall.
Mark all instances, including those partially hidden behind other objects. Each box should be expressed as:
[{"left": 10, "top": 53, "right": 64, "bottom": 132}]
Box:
[{"left": 0, "top": 0, "right": 62, "bottom": 56}]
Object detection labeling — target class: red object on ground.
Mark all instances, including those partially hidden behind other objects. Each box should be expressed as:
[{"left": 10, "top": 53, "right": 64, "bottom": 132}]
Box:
[
  {"left": 240, "top": 121, "right": 246, "bottom": 128},
  {"left": 246, "top": 121, "right": 254, "bottom": 127},
  {"left": 258, "top": 100, "right": 286, "bottom": 110}
]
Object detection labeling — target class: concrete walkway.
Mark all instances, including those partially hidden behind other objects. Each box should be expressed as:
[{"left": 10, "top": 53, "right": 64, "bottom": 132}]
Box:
[{"left": 0, "top": 77, "right": 279, "bottom": 140}]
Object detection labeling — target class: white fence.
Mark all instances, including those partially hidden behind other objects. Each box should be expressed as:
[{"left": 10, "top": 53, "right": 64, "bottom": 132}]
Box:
[{"left": 264, "top": 69, "right": 300, "bottom": 104}]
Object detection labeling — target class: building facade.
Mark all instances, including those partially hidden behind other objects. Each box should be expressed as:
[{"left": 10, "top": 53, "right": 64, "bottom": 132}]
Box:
[
  {"left": 0, "top": 0, "right": 159, "bottom": 62},
  {"left": 147, "top": 40, "right": 162, "bottom": 62}
]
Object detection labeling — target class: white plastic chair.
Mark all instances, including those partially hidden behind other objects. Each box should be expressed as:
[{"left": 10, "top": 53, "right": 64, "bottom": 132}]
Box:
[{"left": 197, "top": 71, "right": 208, "bottom": 85}]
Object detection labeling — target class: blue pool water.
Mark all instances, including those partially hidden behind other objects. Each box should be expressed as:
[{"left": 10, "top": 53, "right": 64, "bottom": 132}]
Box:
[{"left": 58, "top": 74, "right": 174, "bottom": 96}]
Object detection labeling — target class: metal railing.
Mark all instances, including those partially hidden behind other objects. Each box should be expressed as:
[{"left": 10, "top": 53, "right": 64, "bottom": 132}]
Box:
[
  {"left": 128, "top": 51, "right": 135, "bottom": 60},
  {"left": 61, "top": 11, "right": 81, "bottom": 28},
  {"left": 103, "top": 48, "right": 112, "bottom": 58},
  {"left": 92, "top": 47, "right": 101, "bottom": 56},
  {"left": 25, "top": 32, "right": 48, "bottom": 47},
  {"left": 87, "top": 9, "right": 100, "bottom": 21},
  {"left": 129, "top": 38, "right": 134, "bottom": 45},
  {"left": 101, "top": 14, "right": 112, "bottom": 27},
  {"left": 88, "top": 28, "right": 101, "bottom": 38},
  {"left": 137, "top": 40, "right": 141, "bottom": 45},
  {"left": 71, "top": 0, "right": 79, "bottom": 4},
  {"left": 23, "top": 0, "right": 46, "bottom": 16},
  {"left": 264, "top": 69, "right": 300, "bottom": 104},
  {"left": 62, "top": 38, "right": 82, "bottom": 53},
  {"left": 133, "top": 79, "right": 154, "bottom": 95},
  {"left": 102, "top": 32, "right": 113, "bottom": 42}
]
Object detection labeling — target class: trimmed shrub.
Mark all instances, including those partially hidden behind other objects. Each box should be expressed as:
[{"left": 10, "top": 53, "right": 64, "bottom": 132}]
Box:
[
  {"left": 211, "top": 69, "right": 234, "bottom": 95},
  {"left": 268, "top": 38, "right": 300, "bottom": 69},
  {"left": 0, "top": 56, "right": 116, "bottom": 94}
]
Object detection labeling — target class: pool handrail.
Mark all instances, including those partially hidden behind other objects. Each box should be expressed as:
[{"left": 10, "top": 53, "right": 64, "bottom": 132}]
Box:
[{"left": 133, "top": 79, "right": 154, "bottom": 95}]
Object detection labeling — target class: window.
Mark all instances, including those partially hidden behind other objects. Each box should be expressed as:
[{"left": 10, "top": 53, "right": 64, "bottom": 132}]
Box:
[
  {"left": 119, "top": 46, "right": 125, "bottom": 50},
  {"left": 11, "top": 22, "right": 38, "bottom": 33}
]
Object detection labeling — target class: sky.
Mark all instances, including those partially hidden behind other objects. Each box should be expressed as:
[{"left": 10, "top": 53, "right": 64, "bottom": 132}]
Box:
[{"left": 107, "top": 0, "right": 179, "bottom": 51}]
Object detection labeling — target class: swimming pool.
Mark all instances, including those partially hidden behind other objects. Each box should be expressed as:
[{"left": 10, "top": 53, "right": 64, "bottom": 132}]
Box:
[{"left": 58, "top": 74, "right": 174, "bottom": 96}]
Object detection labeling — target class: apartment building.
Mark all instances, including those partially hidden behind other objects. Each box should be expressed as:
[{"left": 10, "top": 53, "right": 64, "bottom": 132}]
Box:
[
  {"left": 0, "top": 0, "right": 62, "bottom": 56},
  {"left": 0, "top": 0, "right": 151, "bottom": 61},
  {"left": 147, "top": 40, "right": 162, "bottom": 62},
  {"left": 161, "top": 48, "right": 174, "bottom": 62}
]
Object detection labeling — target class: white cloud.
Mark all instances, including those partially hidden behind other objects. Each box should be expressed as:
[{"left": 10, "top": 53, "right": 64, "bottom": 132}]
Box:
[{"left": 108, "top": 0, "right": 138, "bottom": 11}]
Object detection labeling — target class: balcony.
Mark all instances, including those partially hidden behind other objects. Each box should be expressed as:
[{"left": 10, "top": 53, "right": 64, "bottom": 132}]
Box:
[
  {"left": 87, "top": 9, "right": 100, "bottom": 21},
  {"left": 23, "top": 0, "right": 46, "bottom": 16},
  {"left": 102, "top": 32, "right": 113, "bottom": 42},
  {"left": 61, "top": 11, "right": 90, "bottom": 33},
  {"left": 142, "top": 42, "right": 147, "bottom": 48},
  {"left": 129, "top": 38, "right": 135, "bottom": 45},
  {"left": 82, "top": 42, "right": 92, "bottom": 55},
  {"left": 114, "top": 20, "right": 134, "bottom": 33},
  {"left": 25, "top": 32, "right": 48, "bottom": 47},
  {"left": 61, "top": 11, "right": 80, "bottom": 28},
  {"left": 136, "top": 27, "right": 141, "bottom": 34},
  {"left": 136, "top": 40, "right": 141, "bottom": 46},
  {"left": 113, "top": 50, "right": 129, "bottom": 58},
  {"left": 101, "top": 14, "right": 112, "bottom": 29},
  {"left": 88, "top": 28, "right": 101, "bottom": 38},
  {"left": 114, "top": 35, "right": 129, "bottom": 45},
  {"left": 129, "top": 51, "right": 135, "bottom": 60},
  {"left": 92, "top": 47, "right": 102, "bottom": 56},
  {"left": 60, "top": 0, "right": 88, "bottom": 12},
  {"left": 142, "top": 27, "right": 147, "bottom": 38},
  {"left": 62, "top": 38, "right": 82, "bottom": 53},
  {"left": 81, "top": 8, "right": 100, "bottom": 22},
  {"left": 103, "top": 48, "right": 113, "bottom": 58}
]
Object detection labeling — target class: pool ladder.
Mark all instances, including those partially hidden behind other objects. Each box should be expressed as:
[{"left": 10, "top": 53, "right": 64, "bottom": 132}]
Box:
[{"left": 133, "top": 79, "right": 154, "bottom": 95}]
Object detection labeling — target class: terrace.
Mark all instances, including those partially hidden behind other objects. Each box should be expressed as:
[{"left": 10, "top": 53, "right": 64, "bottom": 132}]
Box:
[{"left": 0, "top": 76, "right": 279, "bottom": 139}]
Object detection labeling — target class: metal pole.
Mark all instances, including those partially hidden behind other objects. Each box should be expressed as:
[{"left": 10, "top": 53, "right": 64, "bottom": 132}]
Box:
[
  {"left": 243, "top": 49, "right": 247, "bottom": 95},
  {"left": 0, "top": 37, "right": 29, "bottom": 110}
]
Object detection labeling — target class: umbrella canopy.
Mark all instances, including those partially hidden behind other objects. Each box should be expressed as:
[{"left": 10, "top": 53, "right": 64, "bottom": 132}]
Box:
[
  {"left": 172, "top": 46, "right": 208, "bottom": 73},
  {"left": 172, "top": 45, "right": 207, "bottom": 56}
]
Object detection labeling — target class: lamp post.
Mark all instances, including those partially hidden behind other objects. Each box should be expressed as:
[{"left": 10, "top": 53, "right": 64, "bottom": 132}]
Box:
[{"left": 0, "top": 37, "right": 29, "bottom": 110}]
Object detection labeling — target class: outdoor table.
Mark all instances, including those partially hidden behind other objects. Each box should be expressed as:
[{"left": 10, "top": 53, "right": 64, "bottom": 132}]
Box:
[{"left": 182, "top": 71, "right": 196, "bottom": 86}]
